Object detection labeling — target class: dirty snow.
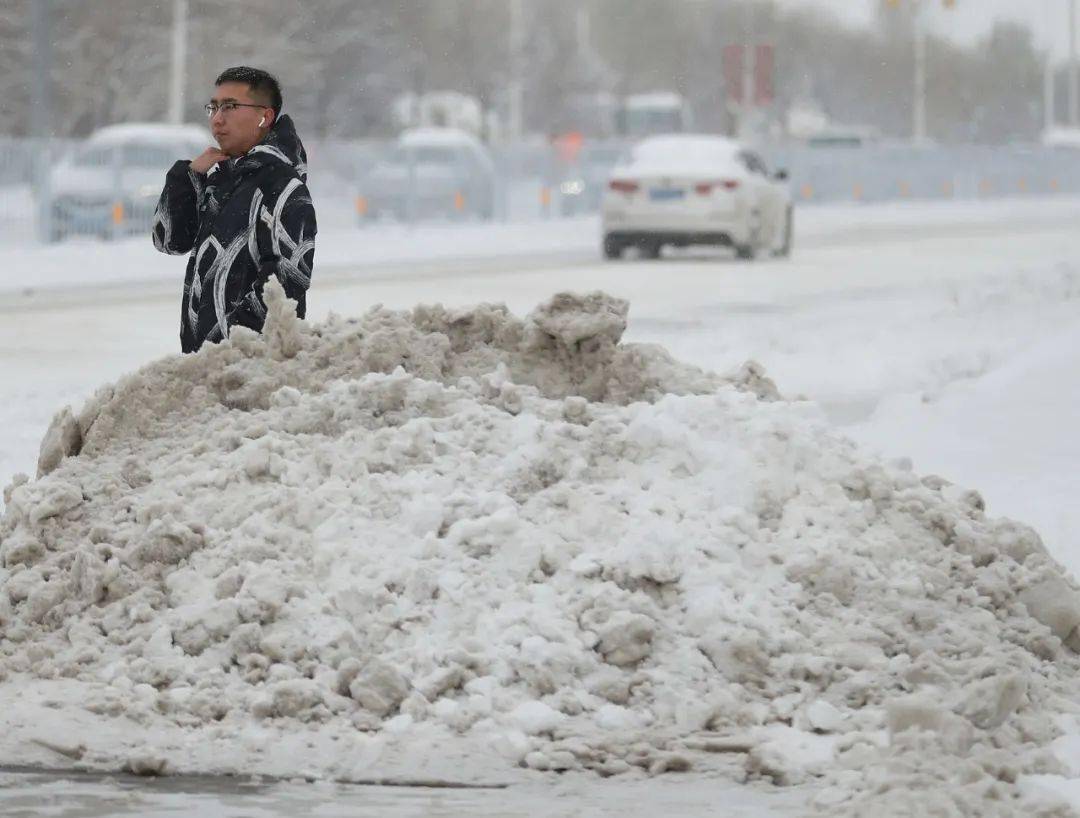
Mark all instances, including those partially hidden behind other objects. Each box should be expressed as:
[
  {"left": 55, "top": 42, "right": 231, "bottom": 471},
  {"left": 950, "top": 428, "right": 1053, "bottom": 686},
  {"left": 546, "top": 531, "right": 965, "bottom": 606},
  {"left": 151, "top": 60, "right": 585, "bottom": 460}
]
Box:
[{"left": 2, "top": 284, "right": 1080, "bottom": 815}]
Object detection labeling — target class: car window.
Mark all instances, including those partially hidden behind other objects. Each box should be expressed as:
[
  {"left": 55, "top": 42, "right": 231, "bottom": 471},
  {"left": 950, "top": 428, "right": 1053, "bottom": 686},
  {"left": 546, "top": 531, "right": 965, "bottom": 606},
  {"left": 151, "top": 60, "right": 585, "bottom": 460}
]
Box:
[
  {"left": 122, "top": 144, "right": 178, "bottom": 168},
  {"left": 739, "top": 151, "right": 769, "bottom": 176},
  {"left": 73, "top": 146, "right": 113, "bottom": 168},
  {"left": 394, "top": 146, "right": 460, "bottom": 165}
]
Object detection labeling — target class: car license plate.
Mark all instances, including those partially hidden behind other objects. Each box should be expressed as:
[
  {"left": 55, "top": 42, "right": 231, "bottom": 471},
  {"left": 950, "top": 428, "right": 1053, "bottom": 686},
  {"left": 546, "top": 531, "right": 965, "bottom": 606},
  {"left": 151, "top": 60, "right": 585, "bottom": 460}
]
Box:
[{"left": 649, "top": 187, "right": 684, "bottom": 201}]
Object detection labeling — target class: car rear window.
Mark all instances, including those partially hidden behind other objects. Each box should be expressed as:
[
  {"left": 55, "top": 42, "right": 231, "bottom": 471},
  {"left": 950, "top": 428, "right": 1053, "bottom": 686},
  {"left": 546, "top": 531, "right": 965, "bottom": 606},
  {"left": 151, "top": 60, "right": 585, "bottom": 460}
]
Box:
[{"left": 633, "top": 139, "right": 737, "bottom": 165}]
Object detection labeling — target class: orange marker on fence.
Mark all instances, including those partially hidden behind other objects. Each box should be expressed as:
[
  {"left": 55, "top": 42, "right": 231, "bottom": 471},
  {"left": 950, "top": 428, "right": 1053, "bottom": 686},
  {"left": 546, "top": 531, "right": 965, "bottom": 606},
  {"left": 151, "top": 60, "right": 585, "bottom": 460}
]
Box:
[
  {"left": 800, "top": 184, "right": 814, "bottom": 200},
  {"left": 1018, "top": 178, "right": 1028, "bottom": 193},
  {"left": 852, "top": 183, "right": 863, "bottom": 201},
  {"left": 941, "top": 180, "right": 954, "bottom": 197},
  {"left": 355, "top": 195, "right": 368, "bottom": 216},
  {"left": 111, "top": 202, "right": 124, "bottom": 226},
  {"left": 1050, "top": 178, "right": 1061, "bottom": 192},
  {"left": 898, "top": 181, "right": 911, "bottom": 197},
  {"left": 454, "top": 191, "right": 466, "bottom": 212},
  {"left": 540, "top": 186, "right": 552, "bottom": 208},
  {"left": 979, "top": 179, "right": 993, "bottom": 196}
]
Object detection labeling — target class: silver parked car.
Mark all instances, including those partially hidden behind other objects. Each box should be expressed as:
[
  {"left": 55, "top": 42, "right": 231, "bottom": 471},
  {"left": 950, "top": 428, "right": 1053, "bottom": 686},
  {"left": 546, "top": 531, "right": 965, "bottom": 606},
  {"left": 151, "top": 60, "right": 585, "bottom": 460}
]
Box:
[
  {"left": 358, "top": 128, "right": 496, "bottom": 223},
  {"left": 47, "top": 123, "right": 209, "bottom": 242}
]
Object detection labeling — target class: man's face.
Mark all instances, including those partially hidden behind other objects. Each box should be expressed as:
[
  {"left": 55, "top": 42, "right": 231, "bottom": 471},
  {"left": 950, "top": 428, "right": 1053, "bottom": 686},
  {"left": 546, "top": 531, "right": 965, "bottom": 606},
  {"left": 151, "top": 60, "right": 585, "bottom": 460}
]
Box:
[{"left": 209, "top": 81, "right": 271, "bottom": 157}]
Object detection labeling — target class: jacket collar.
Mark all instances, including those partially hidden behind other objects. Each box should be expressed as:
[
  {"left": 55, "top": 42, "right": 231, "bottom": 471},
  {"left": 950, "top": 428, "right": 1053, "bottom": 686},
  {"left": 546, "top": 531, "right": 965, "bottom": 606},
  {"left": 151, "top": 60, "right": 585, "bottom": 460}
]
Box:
[{"left": 211, "top": 114, "right": 308, "bottom": 182}]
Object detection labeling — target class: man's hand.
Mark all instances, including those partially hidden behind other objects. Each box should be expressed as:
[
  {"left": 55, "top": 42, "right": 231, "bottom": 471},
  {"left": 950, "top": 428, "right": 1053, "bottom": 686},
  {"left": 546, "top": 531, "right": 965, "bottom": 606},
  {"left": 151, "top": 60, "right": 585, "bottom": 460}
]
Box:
[{"left": 190, "top": 147, "right": 229, "bottom": 174}]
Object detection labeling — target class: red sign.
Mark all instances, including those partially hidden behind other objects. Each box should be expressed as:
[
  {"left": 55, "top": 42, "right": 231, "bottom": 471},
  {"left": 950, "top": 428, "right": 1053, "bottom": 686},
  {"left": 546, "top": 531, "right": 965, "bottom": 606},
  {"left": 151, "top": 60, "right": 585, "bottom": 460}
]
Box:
[
  {"left": 754, "top": 44, "right": 774, "bottom": 106},
  {"left": 724, "top": 44, "right": 774, "bottom": 107}
]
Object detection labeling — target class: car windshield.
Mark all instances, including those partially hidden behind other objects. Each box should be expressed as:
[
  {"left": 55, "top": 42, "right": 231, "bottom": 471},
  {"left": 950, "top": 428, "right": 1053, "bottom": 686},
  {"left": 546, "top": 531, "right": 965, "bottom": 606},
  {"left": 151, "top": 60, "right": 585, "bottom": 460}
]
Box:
[
  {"left": 72, "top": 146, "right": 113, "bottom": 168},
  {"left": 121, "top": 144, "right": 178, "bottom": 168},
  {"left": 392, "top": 146, "right": 460, "bottom": 165},
  {"left": 73, "top": 142, "right": 180, "bottom": 169}
]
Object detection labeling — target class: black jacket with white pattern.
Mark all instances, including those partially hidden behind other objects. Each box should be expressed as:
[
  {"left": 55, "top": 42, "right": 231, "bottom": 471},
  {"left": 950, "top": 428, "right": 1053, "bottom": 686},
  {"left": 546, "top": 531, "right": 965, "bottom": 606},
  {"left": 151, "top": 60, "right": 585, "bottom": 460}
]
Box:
[{"left": 151, "top": 115, "right": 316, "bottom": 353}]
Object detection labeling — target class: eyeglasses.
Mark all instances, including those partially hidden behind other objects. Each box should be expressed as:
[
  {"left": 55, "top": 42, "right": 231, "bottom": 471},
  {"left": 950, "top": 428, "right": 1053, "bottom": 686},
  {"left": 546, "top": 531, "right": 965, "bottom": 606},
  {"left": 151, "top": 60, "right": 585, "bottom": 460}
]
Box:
[{"left": 204, "top": 101, "right": 266, "bottom": 117}]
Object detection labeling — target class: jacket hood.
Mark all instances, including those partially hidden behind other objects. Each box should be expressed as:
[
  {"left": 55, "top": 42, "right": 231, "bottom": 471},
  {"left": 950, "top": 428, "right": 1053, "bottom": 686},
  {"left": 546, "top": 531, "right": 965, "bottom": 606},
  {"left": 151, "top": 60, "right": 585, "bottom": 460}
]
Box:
[{"left": 242, "top": 114, "right": 308, "bottom": 182}]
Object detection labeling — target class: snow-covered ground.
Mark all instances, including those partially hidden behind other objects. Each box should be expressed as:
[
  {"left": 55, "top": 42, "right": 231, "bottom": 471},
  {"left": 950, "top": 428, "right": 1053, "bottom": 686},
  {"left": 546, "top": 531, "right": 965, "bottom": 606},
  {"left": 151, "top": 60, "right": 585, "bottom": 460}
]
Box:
[{"left": 3, "top": 196, "right": 1080, "bottom": 815}]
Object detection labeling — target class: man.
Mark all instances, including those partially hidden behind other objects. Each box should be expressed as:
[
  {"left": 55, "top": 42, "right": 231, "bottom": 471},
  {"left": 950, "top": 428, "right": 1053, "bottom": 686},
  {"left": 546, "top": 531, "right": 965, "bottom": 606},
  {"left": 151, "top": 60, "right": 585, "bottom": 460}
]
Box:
[{"left": 152, "top": 67, "right": 316, "bottom": 353}]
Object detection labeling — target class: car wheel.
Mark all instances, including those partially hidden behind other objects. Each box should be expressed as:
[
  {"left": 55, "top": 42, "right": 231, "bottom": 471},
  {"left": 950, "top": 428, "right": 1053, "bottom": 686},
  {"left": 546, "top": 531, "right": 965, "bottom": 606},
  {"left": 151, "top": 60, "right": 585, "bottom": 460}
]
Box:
[
  {"left": 603, "top": 235, "right": 624, "bottom": 260},
  {"left": 737, "top": 209, "right": 764, "bottom": 261},
  {"left": 735, "top": 242, "right": 756, "bottom": 261},
  {"left": 638, "top": 238, "right": 662, "bottom": 260}
]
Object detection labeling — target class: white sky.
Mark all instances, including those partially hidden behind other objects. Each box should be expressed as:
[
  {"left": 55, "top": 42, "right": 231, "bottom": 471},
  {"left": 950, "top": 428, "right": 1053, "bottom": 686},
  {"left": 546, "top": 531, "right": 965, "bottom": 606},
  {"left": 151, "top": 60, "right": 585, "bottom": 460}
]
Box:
[{"left": 777, "top": 0, "right": 1074, "bottom": 62}]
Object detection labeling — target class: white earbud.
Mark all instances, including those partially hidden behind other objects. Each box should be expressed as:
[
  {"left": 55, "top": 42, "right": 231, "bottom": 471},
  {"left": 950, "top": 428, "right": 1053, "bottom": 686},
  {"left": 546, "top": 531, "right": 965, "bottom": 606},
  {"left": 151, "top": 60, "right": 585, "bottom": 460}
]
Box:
[{"left": 260, "top": 115, "right": 267, "bottom": 127}]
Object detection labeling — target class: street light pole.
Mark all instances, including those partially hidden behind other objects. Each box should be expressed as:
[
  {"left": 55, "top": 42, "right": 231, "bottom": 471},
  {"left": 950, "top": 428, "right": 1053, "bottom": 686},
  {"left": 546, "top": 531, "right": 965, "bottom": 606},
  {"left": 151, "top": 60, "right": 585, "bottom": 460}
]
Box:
[
  {"left": 913, "top": 1, "right": 927, "bottom": 144},
  {"left": 1071, "top": 0, "right": 1078, "bottom": 126},
  {"left": 508, "top": 0, "right": 524, "bottom": 141},
  {"left": 168, "top": 0, "right": 188, "bottom": 124},
  {"left": 1047, "top": 0, "right": 1057, "bottom": 134},
  {"left": 31, "top": 0, "right": 53, "bottom": 241},
  {"left": 30, "top": 0, "right": 52, "bottom": 140},
  {"left": 575, "top": 6, "right": 590, "bottom": 55},
  {"left": 740, "top": 0, "right": 754, "bottom": 140}
]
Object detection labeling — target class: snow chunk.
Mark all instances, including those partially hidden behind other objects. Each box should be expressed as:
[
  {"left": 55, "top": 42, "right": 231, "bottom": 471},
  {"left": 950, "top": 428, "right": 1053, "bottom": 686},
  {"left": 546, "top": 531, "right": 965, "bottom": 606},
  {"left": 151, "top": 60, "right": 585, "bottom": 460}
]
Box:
[
  {"left": 511, "top": 701, "right": 567, "bottom": 735},
  {"left": 37, "top": 406, "right": 82, "bottom": 477}
]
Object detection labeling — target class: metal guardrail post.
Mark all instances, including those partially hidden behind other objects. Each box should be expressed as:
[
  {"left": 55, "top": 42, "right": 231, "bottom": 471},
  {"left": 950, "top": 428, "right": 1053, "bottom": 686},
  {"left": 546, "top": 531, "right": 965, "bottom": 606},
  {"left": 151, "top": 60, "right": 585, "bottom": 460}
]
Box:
[{"left": 111, "top": 146, "right": 124, "bottom": 240}]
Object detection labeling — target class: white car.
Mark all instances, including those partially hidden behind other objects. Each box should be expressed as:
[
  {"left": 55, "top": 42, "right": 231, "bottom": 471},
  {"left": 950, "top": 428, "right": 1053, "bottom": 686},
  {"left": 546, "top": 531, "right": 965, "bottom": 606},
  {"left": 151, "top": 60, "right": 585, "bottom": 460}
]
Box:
[
  {"left": 47, "top": 123, "right": 209, "bottom": 242},
  {"left": 601, "top": 134, "right": 793, "bottom": 260}
]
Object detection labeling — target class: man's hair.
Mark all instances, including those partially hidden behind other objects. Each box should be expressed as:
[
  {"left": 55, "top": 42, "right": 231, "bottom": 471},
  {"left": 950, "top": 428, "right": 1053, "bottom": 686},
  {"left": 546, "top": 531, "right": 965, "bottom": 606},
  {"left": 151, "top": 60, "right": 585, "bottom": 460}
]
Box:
[{"left": 215, "top": 66, "right": 283, "bottom": 115}]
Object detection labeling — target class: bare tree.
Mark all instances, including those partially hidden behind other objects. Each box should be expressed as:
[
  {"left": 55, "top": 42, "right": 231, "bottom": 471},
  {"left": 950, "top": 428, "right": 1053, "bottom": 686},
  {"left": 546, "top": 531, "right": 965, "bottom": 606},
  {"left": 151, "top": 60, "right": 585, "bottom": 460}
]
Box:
[{"left": 0, "top": 0, "right": 1050, "bottom": 143}]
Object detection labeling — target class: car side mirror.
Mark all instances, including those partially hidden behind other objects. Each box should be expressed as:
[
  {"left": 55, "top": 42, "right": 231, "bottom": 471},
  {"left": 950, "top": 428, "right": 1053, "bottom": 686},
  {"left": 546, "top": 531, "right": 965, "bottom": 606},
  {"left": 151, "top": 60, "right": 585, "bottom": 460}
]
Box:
[{"left": 774, "top": 169, "right": 789, "bottom": 182}]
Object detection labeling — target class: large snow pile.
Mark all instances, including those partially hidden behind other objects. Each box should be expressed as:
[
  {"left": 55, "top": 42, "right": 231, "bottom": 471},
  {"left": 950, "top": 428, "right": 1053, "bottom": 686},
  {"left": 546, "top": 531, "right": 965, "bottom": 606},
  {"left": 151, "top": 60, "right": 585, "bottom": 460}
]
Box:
[{"left": 2, "top": 283, "right": 1079, "bottom": 814}]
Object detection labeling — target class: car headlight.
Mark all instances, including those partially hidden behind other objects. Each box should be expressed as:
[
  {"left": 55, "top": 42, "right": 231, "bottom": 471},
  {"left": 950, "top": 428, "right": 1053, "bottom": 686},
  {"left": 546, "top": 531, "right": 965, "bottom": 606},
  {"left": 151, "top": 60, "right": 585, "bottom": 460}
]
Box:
[{"left": 560, "top": 179, "right": 585, "bottom": 196}]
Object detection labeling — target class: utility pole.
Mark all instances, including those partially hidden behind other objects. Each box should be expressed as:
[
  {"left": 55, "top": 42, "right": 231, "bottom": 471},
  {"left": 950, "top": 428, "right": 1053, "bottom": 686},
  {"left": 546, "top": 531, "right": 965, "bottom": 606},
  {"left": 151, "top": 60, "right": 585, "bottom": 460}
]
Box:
[
  {"left": 1047, "top": 50, "right": 1057, "bottom": 134},
  {"left": 169, "top": 0, "right": 188, "bottom": 124},
  {"left": 913, "top": 1, "right": 927, "bottom": 144},
  {"left": 1071, "top": 0, "right": 1079, "bottom": 126},
  {"left": 1047, "top": 0, "right": 1057, "bottom": 134},
  {"left": 740, "top": 1, "right": 754, "bottom": 140},
  {"left": 508, "top": 0, "right": 525, "bottom": 141},
  {"left": 30, "top": 0, "right": 51, "bottom": 140},
  {"left": 575, "top": 7, "right": 590, "bottom": 55},
  {"left": 31, "top": 0, "right": 53, "bottom": 241},
  {"left": 886, "top": 0, "right": 957, "bottom": 143}
]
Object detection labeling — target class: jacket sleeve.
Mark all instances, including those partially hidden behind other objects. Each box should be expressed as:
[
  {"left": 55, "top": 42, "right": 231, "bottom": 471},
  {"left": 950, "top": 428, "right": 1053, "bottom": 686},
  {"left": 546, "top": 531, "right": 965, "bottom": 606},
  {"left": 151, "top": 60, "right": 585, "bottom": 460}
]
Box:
[
  {"left": 151, "top": 160, "right": 204, "bottom": 255},
  {"left": 225, "top": 179, "right": 316, "bottom": 333}
]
